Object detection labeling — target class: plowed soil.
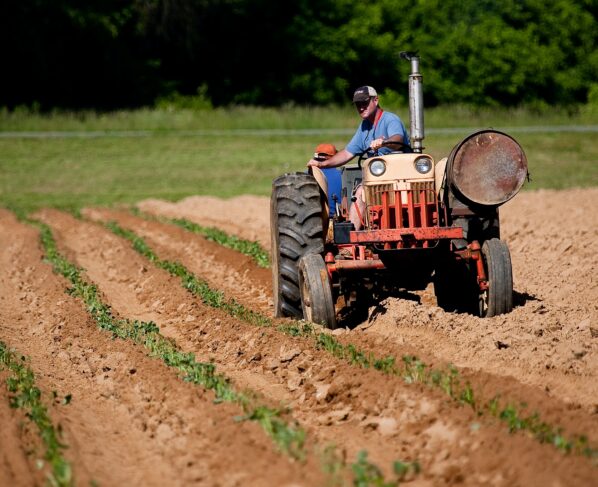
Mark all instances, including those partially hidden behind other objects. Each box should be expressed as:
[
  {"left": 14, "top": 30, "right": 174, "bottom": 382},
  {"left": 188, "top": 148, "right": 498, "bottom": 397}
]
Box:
[
  {"left": 1, "top": 187, "right": 596, "bottom": 485},
  {"left": 138, "top": 189, "right": 598, "bottom": 411}
]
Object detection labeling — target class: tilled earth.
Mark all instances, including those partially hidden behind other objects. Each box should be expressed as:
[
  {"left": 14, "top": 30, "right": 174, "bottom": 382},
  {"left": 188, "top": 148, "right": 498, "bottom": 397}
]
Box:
[{"left": 1, "top": 187, "right": 596, "bottom": 485}]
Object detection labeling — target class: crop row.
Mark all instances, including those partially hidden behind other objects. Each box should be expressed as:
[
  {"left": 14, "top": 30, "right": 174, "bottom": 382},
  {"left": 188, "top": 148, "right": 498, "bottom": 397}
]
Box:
[
  {"left": 115, "top": 213, "right": 597, "bottom": 462},
  {"left": 0, "top": 341, "right": 73, "bottom": 487},
  {"left": 34, "top": 218, "right": 415, "bottom": 485},
  {"left": 132, "top": 208, "right": 270, "bottom": 268}
]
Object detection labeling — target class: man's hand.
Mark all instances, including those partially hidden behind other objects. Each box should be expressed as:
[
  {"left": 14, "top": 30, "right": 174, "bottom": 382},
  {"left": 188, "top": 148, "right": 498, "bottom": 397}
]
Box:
[
  {"left": 307, "top": 148, "right": 353, "bottom": 169},
  {"left": 369, "top": 136, "right": 386, "bottom": 150}
]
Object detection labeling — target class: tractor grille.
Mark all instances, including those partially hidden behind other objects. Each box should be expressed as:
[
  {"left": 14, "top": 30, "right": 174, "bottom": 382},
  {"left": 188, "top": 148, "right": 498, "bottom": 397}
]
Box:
[
  {"left": 365, "top": 181, "right": 435, "bottom": 206},
  {"left": 411, "top": 181, "right": 435, "bottom": 204},
  {"left": 365, "top": 184, "right": 394, "bottom": 205},
  {"left": 365, "top": 180, "right": 438, "bottom": 231}
]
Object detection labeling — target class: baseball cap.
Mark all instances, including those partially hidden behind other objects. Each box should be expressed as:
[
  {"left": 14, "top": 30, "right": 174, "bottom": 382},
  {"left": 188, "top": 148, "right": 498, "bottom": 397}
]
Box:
[
  {"left": 314, "top": 143, "right": 338, "bottom": 159},
  {"left": 353, "top": 86, "right": 378, "bottom": 102}
]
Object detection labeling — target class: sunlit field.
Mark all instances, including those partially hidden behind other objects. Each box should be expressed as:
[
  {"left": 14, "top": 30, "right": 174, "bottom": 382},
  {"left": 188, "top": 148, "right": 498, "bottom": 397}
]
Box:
[{"left": 1, "top": 105, "right": 596, "bottom": 213}]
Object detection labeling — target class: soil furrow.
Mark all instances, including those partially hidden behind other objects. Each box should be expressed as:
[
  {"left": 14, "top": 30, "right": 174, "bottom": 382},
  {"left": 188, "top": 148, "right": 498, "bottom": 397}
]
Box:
[
  {"left": 137, "top": 190, "right": 598, "bottom": 412},
  {"left": 139, "top": 195, "right": 272, "bottom": 251},
  {"left": 84, "top": 207, "right": 598, "bottom": 446},
  {"left": 0, "top": 209, "right": 319, "bottom": 486},
  {"left": 69, "top": 209, "right": 598, "bottom": 485},
  {"left": 94, "top": 208, "right": 272, "bottom": 316}
]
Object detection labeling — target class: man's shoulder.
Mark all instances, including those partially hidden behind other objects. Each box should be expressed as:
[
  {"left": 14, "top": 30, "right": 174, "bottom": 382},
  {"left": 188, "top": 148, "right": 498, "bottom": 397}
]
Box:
[
  {"left": 381, "top": 110, "right": 403, "bottom": 123},
  {"left": 381, "top": 111, "right": 406, "bottom": 132}
]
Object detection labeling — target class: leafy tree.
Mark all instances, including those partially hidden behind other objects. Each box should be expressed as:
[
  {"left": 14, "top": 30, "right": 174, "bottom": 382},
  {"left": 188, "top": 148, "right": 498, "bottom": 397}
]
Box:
[{"left": 1, "top": 0, "right": 596, "bottom": 109}]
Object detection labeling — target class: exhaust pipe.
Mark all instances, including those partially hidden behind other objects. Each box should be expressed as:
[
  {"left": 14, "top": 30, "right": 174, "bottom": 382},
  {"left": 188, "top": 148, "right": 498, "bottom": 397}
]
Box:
[{"left": 400, "top": 51, "right": 424, "bottom": 153}]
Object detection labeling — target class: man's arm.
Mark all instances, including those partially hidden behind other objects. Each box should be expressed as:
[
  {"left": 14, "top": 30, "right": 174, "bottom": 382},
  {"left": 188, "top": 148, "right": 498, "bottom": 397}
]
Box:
[
  {"left": 370, "top": 133, "right": 405, "bottom": 150},
  {"left": 307, "top": 148, "right": 354, "bottom": 169}
]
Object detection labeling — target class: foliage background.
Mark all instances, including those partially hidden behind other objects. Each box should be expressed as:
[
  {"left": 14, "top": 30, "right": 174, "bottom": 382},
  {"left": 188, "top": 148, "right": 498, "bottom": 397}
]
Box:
[{"left": 2, "top": 0, "right": 598, "bottom": 110}]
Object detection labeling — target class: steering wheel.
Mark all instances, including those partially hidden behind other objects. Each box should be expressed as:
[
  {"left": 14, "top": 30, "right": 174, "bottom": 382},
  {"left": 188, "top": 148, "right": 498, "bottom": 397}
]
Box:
[
  {"left": 356, "top": 139, "right": 413, "bottom": 168},
  {"left": 381, "top": 139, "right": 412, "bottom": 152}
]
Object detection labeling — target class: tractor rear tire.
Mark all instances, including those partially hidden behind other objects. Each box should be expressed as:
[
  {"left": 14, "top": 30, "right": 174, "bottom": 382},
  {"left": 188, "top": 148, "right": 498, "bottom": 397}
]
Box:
[
  {"left": 480, "top": 238, "right": 513, "bottom": 317},
  {"left": 271, "top": 173, "right": 326, "bottom": 319},
  {"left": 298, "top": 254, "right": 337, "bottom": 328}
]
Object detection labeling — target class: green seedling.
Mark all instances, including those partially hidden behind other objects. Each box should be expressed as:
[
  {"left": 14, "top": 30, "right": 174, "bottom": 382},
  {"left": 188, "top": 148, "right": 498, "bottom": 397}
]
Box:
[
  {"left": 130, "top": 208, "right": 270, "bottom": 268},
  {"left": 34, "top": 220, "right": 305, "bottom": 460},
  {"left": 98, "top": 219, "right": 418, "bottom": 480},
  {"left": 351, "top": 451, "right": 419, "bottom": 487},
  {"left": 105, "top": 221, "right": 271, "bottom": 328},
  {"left": 34, "top": 218, "right": 414, "bottom": 483},
  {"left": 101, "top": 220, "right": 597, "bottom": 461},
  {"left": 171, "top": 217, "right": 270, "bottom": 268},
  {"left": 0, "top": 342, "right": 73, "bottom": 487}
]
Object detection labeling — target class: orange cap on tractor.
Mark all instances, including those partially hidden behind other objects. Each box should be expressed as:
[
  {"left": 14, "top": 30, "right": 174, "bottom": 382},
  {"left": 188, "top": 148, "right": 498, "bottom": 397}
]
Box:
[{"left": 314, "top": 143, "right": 338, "bottom": 159}]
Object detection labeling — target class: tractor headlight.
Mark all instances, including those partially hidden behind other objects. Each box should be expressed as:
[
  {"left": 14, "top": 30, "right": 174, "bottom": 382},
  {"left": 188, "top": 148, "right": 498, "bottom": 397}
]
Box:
[
  {"left": 414, "top": 156, "right": 433, "bottom": 174},
  {"left": 369, "top": 159, "right": 386, "bottom": 177}
]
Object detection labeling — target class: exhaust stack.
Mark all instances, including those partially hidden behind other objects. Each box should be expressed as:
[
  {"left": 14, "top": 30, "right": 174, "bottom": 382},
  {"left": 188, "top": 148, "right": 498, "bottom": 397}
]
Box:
[{"left": 400, "top": 51, "right": 424, "bottom": 153}]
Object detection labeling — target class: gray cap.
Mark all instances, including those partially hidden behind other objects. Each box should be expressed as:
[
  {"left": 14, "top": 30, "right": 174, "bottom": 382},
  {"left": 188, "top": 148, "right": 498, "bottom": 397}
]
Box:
[{"left": 353, "top": 86, "right": 378, "bottom": 102}]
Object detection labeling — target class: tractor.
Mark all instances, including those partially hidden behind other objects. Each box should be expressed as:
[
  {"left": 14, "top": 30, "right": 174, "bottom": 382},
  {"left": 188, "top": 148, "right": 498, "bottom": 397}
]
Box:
[{"left": 271, "top": 52, "right": 528, "bottom": 328}]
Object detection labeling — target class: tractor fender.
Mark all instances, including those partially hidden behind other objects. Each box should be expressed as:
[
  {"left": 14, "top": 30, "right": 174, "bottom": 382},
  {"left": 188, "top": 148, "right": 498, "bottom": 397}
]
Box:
[{"left": 435, "top": 157, "right": 448, "bottom": 200}]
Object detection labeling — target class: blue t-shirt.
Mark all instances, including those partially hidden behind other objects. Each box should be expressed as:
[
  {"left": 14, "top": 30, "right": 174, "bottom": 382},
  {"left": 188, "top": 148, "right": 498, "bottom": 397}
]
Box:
[{"left": 346, "top": 110, "right": 410, "bottom": 156}]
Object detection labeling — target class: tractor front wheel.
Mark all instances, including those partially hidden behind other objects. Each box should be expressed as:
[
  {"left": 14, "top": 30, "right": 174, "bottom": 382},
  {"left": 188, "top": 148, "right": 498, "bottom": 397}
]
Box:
[
  {"left": 298, "top": 254, "right": 337, "bottom": 329},
  {"left": 480, "top": 238, "right": 513, "bottom": 317}
]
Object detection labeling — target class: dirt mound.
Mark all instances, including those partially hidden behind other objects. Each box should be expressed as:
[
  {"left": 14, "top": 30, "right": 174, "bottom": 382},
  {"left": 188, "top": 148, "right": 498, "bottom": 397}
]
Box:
[
  {"left": 0, "top": 209, "right": 322, "bottom": 486},
  {"left": 140, "top": 188, "right": 598, "bottom": 412},
  {"left": 139, "top": 195, "right": 271, "bottom": 250},
  {"left": 2, "top": 186, "right": 597, "bottom": 484}
]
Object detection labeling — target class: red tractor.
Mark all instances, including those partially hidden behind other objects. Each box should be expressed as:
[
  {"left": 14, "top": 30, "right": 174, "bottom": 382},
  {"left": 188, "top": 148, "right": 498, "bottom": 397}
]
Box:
[{"left": 271, "top": 53, "right": 528, "bottom": 328}]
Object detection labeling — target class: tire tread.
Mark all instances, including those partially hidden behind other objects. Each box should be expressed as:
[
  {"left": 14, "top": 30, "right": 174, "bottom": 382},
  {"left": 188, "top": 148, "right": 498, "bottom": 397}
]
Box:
[{"left": 271, "top": 173, "right": 325, "bottom": 318}]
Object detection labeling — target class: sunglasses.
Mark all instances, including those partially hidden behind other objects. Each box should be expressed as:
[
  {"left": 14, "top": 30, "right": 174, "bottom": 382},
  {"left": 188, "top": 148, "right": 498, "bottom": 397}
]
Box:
[{"left": 354, "top": 98, "right": 372, "bottom": 109}]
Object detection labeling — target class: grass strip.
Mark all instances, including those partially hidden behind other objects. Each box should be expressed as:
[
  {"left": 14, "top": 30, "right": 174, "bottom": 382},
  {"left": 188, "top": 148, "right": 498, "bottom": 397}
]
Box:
[
  {"left": 131, "top": 207, "right": 270, "bottom": 268},
  {"left": 35, "top": 219, "right": 410, "bottom": 484},
  {"left": 104, "top": 221, "right": 598, "bottom": 462},
  {"left": 0, "top": 341, "right": 73, "bottom": 487}
]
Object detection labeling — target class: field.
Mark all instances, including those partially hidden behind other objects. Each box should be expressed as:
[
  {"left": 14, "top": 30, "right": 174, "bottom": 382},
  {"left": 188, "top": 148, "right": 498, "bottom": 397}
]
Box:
[
  {"left": 1, "top": 105, "right": 597, "bottom": 212},
  {"left": 0, "top": 108, "right": 597, "bottom": 486}
]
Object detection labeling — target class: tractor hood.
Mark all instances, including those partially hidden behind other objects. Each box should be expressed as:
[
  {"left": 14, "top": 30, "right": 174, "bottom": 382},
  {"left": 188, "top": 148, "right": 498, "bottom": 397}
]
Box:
[{"left": 446, "top": 130, "right": 528, "bottom": 207}]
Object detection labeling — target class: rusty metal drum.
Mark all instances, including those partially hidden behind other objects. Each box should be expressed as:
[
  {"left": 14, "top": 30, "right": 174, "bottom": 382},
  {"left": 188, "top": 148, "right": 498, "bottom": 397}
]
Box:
[{"left": 447, "top": 130, "right": 528, "bottom": 206}]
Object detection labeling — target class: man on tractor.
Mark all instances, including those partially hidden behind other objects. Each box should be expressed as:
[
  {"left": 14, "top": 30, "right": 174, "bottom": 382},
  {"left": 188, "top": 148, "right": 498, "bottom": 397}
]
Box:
[
  {"left": 307, "top": 86, "right": 410, "bottom": 229},
  {"left": 272, "top": 55, "right": 526, "bottom": 327}
]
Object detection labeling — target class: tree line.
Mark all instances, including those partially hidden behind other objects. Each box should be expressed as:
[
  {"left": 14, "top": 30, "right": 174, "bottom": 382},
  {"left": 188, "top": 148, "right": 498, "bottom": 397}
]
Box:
[{"left": 2, "top": 0, "right": 597, "bottom": 110}]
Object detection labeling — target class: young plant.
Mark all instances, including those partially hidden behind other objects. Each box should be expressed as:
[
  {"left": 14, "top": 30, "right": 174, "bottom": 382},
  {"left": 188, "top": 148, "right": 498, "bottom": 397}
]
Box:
[
  {"left": 0, "top": 342, "right": 73, "bottom": 487},
  {"left": 97, "top": 220, "right": 417, "bottom": 480},
  {"left": 131, "top": 208, "right": 270, "bottom": 268},
  {"left": 100, "top": 220, "right": 598, "bottom": 461}
]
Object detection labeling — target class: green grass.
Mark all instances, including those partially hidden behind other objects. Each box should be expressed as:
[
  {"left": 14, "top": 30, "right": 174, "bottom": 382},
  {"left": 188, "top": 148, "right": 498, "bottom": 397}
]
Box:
[
  {"left": 0, "top": 106, "right": 596, "bottom": 214},
  {"left": 0, "top": 342, "right": 73, "bottom": 487},
  {"left": 2, "top": 104, "right": 596, "bottom": 131}
]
